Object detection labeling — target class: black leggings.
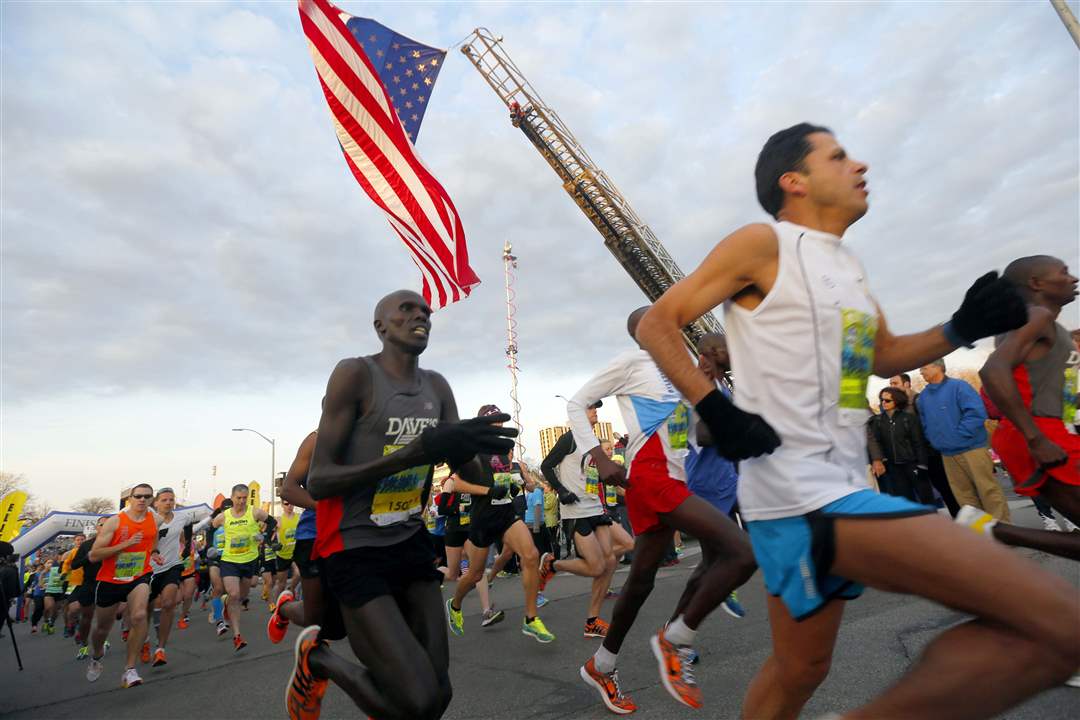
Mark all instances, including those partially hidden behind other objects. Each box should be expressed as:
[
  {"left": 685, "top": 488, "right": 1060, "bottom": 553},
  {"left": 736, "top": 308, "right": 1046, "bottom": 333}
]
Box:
[{"left": 31, "top": 597, "right": 45, "bottom": 626}]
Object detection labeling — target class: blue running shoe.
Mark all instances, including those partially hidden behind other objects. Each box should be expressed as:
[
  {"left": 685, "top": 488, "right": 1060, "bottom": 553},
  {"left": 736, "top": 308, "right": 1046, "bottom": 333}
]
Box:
[
  {"left": 536, "top": 592, "right": 549, "bottom": 609},
  {"left": 722, "top": 591, "right": 746, "bottom": 619}
]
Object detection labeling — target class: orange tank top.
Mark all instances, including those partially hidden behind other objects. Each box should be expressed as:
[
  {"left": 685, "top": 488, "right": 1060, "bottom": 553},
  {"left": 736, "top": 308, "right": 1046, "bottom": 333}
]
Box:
[{"left": 97, "top": 510, "right": 156, "bottom": 584}]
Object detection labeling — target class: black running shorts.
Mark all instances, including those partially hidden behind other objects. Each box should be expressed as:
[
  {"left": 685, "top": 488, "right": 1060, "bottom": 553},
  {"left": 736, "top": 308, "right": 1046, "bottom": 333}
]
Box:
[
  {"left": 323, "top": 529, "right": 441, "bottom": 610},
  {"left": 573, "top": 514, "right": 613, "bottom": 538},
  {"left": 149, "top": 565, "right": 183, "bottom": 601},
  {"left": 219, "top": 559, "right": 259, "bottom": 580},
  {"left": 467, "top": 505, "right": 518, "bottom": 549},
  {"left": 292, "top": 539, "right": 319, "bottom": 580},
  {"left": 94, "top": 573, "right": 151, "bottom": 609}
]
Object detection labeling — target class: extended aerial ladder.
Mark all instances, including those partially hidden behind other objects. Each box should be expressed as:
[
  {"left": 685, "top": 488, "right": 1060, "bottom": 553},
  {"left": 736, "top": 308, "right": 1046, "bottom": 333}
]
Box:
[{"left": 460, "top": 28, "right": 723, "bottom": 349}]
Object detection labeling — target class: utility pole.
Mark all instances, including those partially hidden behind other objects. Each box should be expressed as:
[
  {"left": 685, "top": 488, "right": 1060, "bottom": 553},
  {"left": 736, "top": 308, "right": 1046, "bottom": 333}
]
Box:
[
  {"left": 1050, "top": 0, "right": 1080, "bottom": 49},
  {"left": 503, "top": 240, "right": 524, "bottom": 458}
]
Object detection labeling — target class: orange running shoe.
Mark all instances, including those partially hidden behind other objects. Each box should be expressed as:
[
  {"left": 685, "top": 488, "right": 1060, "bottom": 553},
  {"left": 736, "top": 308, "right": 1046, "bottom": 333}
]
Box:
[
  {"left": 583, "top": 617, "right": 610, "bottom": 638},
  {"left": 267, "top": 590, "right": 294, "bottom": 644},
  {"left": 537, "top": 552, "right": 556, "bottom": 592},
  {"left": 140, "top": 642, "right": 151, "bottom": 664},
  {"left": 234, "top": 634, "right": 247, "bottom": 652},
  {"left": 579, "top": 657, "right": 637, "bottom": 715},
  {"left": 177, "top": 616, "right": 189, "bottom": 630},
  {"left": 152, "top": 648, "right": 167, "bottom": 667},
  {"left": 286, "top": 625, "right": 328, "bottom": 720},
  {"left": 650, "top": 628, "right": 701, "bottom": 709}
]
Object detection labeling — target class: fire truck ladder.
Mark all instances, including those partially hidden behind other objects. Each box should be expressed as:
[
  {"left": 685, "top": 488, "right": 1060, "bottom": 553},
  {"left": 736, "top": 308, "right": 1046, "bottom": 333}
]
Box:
[{"left": 460, "top": 28, "right": 723, "bottom": 348}]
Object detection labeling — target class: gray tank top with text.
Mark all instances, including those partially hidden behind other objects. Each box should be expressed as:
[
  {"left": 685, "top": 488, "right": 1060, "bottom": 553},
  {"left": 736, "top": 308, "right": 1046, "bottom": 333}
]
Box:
[
  {"left": 337, "top": 356, "right": 442, "bottom": 549},
  {"left": 1027, "top": 323, "right": 1079, "bottom": 421}
]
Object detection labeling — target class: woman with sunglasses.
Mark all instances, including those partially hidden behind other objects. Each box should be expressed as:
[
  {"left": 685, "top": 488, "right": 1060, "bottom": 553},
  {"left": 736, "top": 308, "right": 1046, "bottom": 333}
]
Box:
[{"left": 868, "top": 387, "right": 934, "bottom": 503}]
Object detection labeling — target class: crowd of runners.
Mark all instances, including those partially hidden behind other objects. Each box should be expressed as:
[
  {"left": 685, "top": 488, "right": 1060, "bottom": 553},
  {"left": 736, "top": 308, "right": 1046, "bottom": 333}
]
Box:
[{"left": 8, "top": 123, "right": 1080, "bottom": 719}]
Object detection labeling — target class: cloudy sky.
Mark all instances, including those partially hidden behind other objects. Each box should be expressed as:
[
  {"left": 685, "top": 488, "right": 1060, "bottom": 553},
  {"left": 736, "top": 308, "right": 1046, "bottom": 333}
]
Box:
[{"left": 3, "top": 1, "right": 1077, "bottom": 510}]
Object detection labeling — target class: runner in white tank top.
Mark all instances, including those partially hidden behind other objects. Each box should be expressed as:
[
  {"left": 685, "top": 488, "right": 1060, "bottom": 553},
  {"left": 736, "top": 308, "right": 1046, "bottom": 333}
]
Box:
[{"left": 636, "top": 124, "right": 1075, "bottom": 720}]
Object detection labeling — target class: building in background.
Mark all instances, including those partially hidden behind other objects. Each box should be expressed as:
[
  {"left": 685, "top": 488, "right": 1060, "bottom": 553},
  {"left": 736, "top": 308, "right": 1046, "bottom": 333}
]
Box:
[{"left": 538, "top": 422, "right": 613, "bottom": 457}]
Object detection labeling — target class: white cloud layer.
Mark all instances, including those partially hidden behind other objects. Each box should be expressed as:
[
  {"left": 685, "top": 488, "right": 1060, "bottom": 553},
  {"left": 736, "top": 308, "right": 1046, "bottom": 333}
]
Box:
[{"left": 2, "top": 1, "right": 1077, "bottom": 507}]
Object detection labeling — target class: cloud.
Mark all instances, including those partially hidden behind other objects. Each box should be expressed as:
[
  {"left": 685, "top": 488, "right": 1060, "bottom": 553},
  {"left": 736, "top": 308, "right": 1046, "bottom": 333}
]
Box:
[{"left": 2, "top": 1, "right": 1078, "bottom": 501}]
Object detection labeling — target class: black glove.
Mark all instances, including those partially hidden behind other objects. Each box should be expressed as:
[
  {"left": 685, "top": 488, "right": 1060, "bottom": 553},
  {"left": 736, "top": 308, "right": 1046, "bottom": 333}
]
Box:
[
  {"left": 421, "top": 414, "right": 519, "bottom": 468},
  {"left": 695, "top": 389, "right": 781, "bottom": 460},
  {"left": 271, "top": 542, "right": 283, "bottom": 552},
  {"left": 557, "top": 489, "right": 579, "bottom": 505},
  {"left": 945, "top": 271, "right": 1027, "bottom": 347},
  {"left": 488, "top": 484, "right": 509, "bottom": 501},
  {"left": 509, "top": 483, "right": 522, "bottom": 498}
]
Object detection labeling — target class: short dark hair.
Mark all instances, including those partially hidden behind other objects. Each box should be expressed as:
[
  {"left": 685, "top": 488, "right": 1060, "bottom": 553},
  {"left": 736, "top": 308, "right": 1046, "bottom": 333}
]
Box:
[
  {"left": 231, "top": 484, "right": 249, "bottom": 495},
  {"left": 755, "top": 123, "right": 832, "bottom": 219},
  {"left": 879, "top": 386, "right": 908, "bottom": 410},
  {"left": 897, "top": 373, "right": 911, "bottom": 386}
]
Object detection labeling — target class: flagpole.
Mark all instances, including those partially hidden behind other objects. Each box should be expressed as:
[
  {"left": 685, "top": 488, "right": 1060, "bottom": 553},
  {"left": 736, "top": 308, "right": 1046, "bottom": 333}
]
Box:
[
  {"left": 1050, "top": 0, "right": 1080, "bottom": 49},
  {"left": 502, "top": 241, "right": 524, "bottom": 458}
]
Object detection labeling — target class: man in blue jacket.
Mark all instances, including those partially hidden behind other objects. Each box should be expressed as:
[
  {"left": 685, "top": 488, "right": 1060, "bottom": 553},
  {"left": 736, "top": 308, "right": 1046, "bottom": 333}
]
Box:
[{"left": 917, "top": 358, "right": 1011, "bottom": 521}]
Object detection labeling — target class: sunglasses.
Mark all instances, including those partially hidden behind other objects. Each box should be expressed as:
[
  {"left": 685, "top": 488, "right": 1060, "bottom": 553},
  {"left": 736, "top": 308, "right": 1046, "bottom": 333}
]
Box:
[{"left": 131, "top": 493, "right": 153, "bottom": 500}]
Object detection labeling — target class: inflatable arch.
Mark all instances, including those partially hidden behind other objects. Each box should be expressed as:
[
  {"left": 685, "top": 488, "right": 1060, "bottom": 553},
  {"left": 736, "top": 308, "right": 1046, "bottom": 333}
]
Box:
[{"left": 12, "top": 504, "right": 212, "bottom": 572}]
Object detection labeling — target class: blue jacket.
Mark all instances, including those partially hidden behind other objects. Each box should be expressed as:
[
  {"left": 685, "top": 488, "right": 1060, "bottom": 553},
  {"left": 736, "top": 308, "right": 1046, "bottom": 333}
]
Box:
[{"left": 916, "top": 377, "right": 988, "bottom": 456}]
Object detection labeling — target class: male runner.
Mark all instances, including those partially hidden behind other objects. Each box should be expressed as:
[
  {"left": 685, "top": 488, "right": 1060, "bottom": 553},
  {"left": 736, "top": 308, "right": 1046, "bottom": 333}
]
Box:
[
  {"left": 61, "top": 533, "right": 86, "bottom": 637},
  {"left": 87, "top": 483, "right": 160, "bottom": 688},
  {"left": 576, "top": 308, "right": 758, "bottom": 714},
  {"left": 212, "top": 484, "right": 275, "bottom": 651},
  {"left": 203, "top": 511, "right": 229, "bottom": 635},
  {"left": 270, "top": 499, "right": 300, "bottom": 605},
  {"left": 144, "top": 487, "right": 199, "bottom": 666},
  {"left": 286, "top": 289, "right": 517, "bottom": 720},
  {"left": 177, "top": 531, "right": 197, "bottom": 628},
  {"left": 635, "top": 122, "right": 1078, "bottom": 718},
  {"left": 539, "top": 413, "right": 633, "bottom": 639},
  {"left": 71, "top": 517, "right": 107, "bottom": 660},
  {"left": 447, "top": 406, "right": 553, "bottom": 643},
  {"left": 259, "top": 529, "right": 277, "bottom": 604}
]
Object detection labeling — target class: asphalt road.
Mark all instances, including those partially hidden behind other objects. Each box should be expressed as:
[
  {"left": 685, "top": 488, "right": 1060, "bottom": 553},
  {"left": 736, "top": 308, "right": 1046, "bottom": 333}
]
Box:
[{"left": 2, "top": 499, "right": 1078, "bottom": 720}]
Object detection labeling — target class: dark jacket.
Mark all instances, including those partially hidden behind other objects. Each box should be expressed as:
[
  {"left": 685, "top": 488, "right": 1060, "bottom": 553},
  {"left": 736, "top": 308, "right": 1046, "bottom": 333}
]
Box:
[{"left": 868, "top": 410, "right": 928, "bottom": 467}]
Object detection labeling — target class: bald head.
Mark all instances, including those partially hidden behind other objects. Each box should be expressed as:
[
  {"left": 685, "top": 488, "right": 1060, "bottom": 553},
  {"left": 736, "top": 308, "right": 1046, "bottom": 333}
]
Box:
[
  {"left": 372, "top": 289, "right": 432, "bottom": 352},
  {"left": 697, "top": 332, "right": 727, "bottom": 354},
  {"left": 1003, "top": 255, "right": 1062, "bottom": 298},
  {"left": 627, "top": 306, "right": 651, "bottom": 341},
  {"left": 374, "top": 289, "right": 427, "bottom": 325}
]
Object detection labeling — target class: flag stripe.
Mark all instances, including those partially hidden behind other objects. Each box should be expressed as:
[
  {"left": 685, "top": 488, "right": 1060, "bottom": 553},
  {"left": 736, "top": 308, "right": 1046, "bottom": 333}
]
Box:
[{"left": 298, "top": 0, "right": 478, "bottom": 309}]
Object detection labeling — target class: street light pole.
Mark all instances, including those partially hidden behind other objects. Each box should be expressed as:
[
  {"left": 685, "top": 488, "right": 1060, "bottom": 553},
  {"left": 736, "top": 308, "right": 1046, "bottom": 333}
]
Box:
[{"left": 232, "top": 428, "right": 276, "bottom": 516}]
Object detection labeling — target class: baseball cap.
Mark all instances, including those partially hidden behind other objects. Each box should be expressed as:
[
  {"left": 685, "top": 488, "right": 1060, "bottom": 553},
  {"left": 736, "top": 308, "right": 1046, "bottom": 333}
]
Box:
[
  {"left": 478, "top": 404, "right": 502, "bottom": 416},
  {"left": 588, "top": 400, "right": 603, "bottom": 409}
]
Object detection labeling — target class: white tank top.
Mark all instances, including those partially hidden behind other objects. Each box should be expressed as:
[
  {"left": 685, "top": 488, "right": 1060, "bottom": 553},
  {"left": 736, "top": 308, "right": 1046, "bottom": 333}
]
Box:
[{"left": 724, "top": 221, "right": 878, "bottom": 520}]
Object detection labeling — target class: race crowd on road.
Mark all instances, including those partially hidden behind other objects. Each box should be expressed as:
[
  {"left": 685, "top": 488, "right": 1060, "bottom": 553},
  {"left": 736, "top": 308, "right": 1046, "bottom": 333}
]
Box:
[{"left": 5, "top": 124, "right": 1080, "bottom": 720}]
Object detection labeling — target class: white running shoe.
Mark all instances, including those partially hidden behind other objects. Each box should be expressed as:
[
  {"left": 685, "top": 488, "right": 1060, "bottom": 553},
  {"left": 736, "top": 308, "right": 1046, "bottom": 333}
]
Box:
[
  {"left": 1064, "top": 518, "right": 1079, "bottom": 533},
  {"left": 86, "top": 658, "right": 104, "bottom": 682},
  {"left": 121, "top": 667, "right": 143, "bottom": 688},
  {"left": 955, "top": 505, "right": 997, "bottom": 536},
  {"left": 1066, "top": 668, "right": 1080, "bottom": 688},
  {"left": 1040, "top": 513, "right": 1063, "bottom": 532}
]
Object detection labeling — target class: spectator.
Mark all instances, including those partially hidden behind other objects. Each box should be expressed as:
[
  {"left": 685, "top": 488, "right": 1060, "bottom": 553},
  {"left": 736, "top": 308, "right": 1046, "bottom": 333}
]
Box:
[
  {"left": 868, "top": 387, "right": 932, "bottom": 503},
  {"left": 892, "top": 372, "right": 961, "bottom": 515},
  {"left": 917, "top": 359, "right": 1010, "bottom": 521}
]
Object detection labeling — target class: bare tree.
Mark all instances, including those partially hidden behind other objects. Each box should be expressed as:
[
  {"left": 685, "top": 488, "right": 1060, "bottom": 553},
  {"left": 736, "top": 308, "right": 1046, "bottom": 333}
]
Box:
[
  {"left": 0, "top": 471, "right": 28, "bottom": 497},
  {"left": 73, "top": 497, "right": 116, "bottom": 515}
]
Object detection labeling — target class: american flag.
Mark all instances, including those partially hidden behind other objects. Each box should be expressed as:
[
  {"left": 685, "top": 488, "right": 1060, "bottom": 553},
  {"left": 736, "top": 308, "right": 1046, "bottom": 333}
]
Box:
[{"left": 298, "top": 0, "right": 479, "bottom": 309}]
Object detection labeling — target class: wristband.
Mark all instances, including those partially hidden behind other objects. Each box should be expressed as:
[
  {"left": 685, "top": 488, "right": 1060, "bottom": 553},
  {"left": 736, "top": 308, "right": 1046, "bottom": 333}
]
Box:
[{"left": 941, "top": 320, "right": 973, "bottom": 349}]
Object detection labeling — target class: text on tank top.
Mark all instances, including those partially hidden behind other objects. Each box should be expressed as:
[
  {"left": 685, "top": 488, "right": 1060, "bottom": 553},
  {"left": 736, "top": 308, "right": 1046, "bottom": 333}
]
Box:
[
  {"left": 97, "top": 510, "right": 157, "bottom": 583},
  {"left": 1025, "top": 323, "right": 1079, "bottom": 421},
  {"left": 336, "top": 356, "right": 442, "bottom": 548},
  {"left": 221, "top": 505, "right": 259, "bottom": 563}
]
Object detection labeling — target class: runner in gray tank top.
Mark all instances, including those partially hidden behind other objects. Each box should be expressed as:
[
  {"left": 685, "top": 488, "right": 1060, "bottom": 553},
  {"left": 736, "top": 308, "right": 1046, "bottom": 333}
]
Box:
[{"left": 283, "top": 289, "right": 517, "bottom": 720}]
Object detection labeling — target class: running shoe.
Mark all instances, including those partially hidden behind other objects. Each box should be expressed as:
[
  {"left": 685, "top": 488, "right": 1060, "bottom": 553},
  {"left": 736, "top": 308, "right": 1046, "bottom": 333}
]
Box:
[
  {"left": 537, "top": 552, "right": 556, "bottom": 591},
  {"left": 722, "top": 591, "right": 746, "bottom": 619},
  {"left": 121, "top": 628, "right": 130, "bottom": 642},
  {"left": 216, "top": 620, "right": 229, "bottom": 637},
  {"left": 31, "top": 625, "right": 37, "bottom": 634},
  {"left": 63, "top": 624, "right": 73, "bottom": 638},
  {"left": 604, "top": 589, "right": 620, "bottom": 600},
  {"left": 141, "top": 642, "right": 151, "bottom": 664},
  {"left": 522, "top": 616, "right": 555, "bottom": 643},
  {"left": 1065, "top": 518, "right": 1080, "bottom": 533},
  {"left": 496, "top": 570, "right": 515, "bottom": 578},
  {"left": 1066, "top": 668, "right": 1080, "bottom": 688},
  {"left": 660, "top": 558, "right": 680, "bottom": 568},
  {"left": 86, "top": 657, "right": 104, "bottom": 683},
  {"left": 1040, "top": 513, "right": 1063, "bottom": 532},
  {"left": 234, "top": 634, "right": 247, "bottom": 652},
  {"left": 675, "top": 544, "right": 685, "bottom": 556},
  {"left": 103, "top": 639, "right": 111, "bottom": 654},
  {"left": 268, "top": 590, "right": 294, "bottom": 644},
  {"left": 152, "top": 648, "right": 167, "bottom": 667},
  {"left": 579, "top": 657, "right": 637, "bottom": 715},
  {"left": 286, "top": 625, "right": 328, "bottom": 720},
  {"left": 262, "top": 587, "right": 270, "bottom": 601},
  {"left": 480, "top": 607, "right": 505, "bottom": 628},
  {"left": 955, "top": 505, "right": 998, "bottom": 536},
  {"left": 536, "top": 592, "right": 550, "bottom": 609},
  {"left": 650, "top": 628, "right": 701, "bottom": 709},
  {"left": 584, "top": 617, "right": 610, "bottom": 638},
  {"left": 76, "top": 645, "right": 89, "bottom": 661},
  {"left": 241, "top": 597, "right": 250, "bottom": 611},
  {"left": 121, "top": 667, "right": 143, "bottom": 688},
  {"left": 178, "top": 615, "right": 190, "bottom": 629},
  {"left": 45, "top": 622, "right": 55, "bottom": 635},
  {"left": 445, "top": 599, "right": 464, "bottom": 636}
]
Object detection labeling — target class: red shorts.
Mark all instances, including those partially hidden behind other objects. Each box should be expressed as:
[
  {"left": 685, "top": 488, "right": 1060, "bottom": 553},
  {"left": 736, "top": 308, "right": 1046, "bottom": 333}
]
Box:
[
  {"left": 625, "top": 434, "right": 692, "bottom": 535},
  {"left": 992, "top": 418, "right": 1080, "bottom": 496}
]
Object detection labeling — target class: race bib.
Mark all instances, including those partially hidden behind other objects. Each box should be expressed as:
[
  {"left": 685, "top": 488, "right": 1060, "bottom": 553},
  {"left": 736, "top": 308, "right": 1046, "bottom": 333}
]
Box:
[
  {"left": 667, "top": 403, "right": 689, "bottom": 450},
  {"left": 838, "top": 308, "right": 877, "bottom": 426},
  {"left": 284, "top": 527, "right": 296, "bottom": 542},
  {"left": 584, "top": 464, "right": 600, "bottom": 497},
  {"left": 490, "top": 472, "right": 515, "bottom": 506},
  {"left": 114, "top": 551, "right": 146, "bottom": 581},
  {"left": 605, "top": 483, "right": 618, "bottom": 507},
  {"left": 1064, "top": 367, "right": 1078, "bottom": 426},
  {"left": 229, "top": 535, "right": 251, "bottom": 552},
  {"left": 458, "top": 494, "right": 472, "bottom": 525},
  {"left": 370, "top": 445, "right": 429, "bottom": 526}
]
